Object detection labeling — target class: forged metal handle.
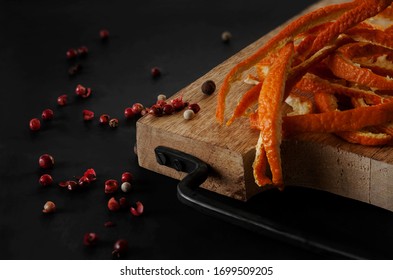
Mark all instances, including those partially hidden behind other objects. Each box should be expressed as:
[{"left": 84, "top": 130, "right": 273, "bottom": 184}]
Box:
[{"left": 154, "top": 146, "right": 362, "bottom": 260}]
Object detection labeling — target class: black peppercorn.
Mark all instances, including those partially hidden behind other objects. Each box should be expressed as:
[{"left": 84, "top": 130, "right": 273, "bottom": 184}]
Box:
[{"left": 201, "top": 80, "right": 216, "bottom": 95}]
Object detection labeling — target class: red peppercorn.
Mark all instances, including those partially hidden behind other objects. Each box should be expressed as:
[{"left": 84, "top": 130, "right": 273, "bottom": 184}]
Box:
[
  {"left": 67, "top": 180, "right": 78, "bottom": 191},
  {"left": 171, "top": 96, "right": 186, "bottom": 111},
  {"left": 131, "top": 103, "right": 144, "bottom": 115},
  {"left": 99, "top": 114, "right": 110, "bottom": 125},
  {"left": 75, "top": 84, "right": 92, "bottom": 98},
  {"left": 108, "top": 197, "right": 120, "bottom": 212},
  {"left": 42, "top": 201, "right": 56, "bottom": 213},
  {"left": 156, "top": 100, "right": 167, "bottom": 107},
  {"left": 84, "top": 168, "right": 97, "bottom": 181},
  {"left": 57, "top": 94, "right": 68, "bottom": 106},
  {"left": 121, "top": 172, "right": 133, "bottom": 183},
  {"left": 41, "top": 109, "right": 54, "bottom": 121},
  {"left": 77, "top": 46, "right": 88, "bottom": 57},
  {"left": 109, "top": 118, "right": 119, "bottom": 128},
  {"left": 39, "top": 174, "right": 53, "bottom": 186},
  {"left": 83, "top": 232, "right": 98, "bottom": 246},
  {"left": 100, "top": 29, "right": 110, "bottom": 40},
  {"left": 105, "top": 179, "right": 119, "bottom": 194},
  {"left": 149, "top": 105, "right": 163, "bottom": 117},
  {"left": 124, "top": 107, "right": 135, "bottom": 119},
  {"left": 151, "top": 67, "right": 161, "bottom": 78},
  {"left": 140, "top": 108, "right": 149, "bottom": 116},
  {"left": 78, "top": 175, "right": 90, "bottom": 187},
  {"left": 163, "top": 104, "right": 174, "bottom": 115},
  {"left": 66, "top": 48, "right": 78, "bottom": 59},
  {"left": 29, "top": 118, "right": 41, "bottom": 131},
  {"left": 39, "top": 154, "right": 55, "bottom": 169},
  {"left": 130, "top": 201, "right": 144, "bottom": 216},
  {"left": 112, "top": 239, "right": 128, "bottom": 258},
  {"left": 83, "top": 110, "right": 94, "bottom": 121},
  {"left": 188, "top": 103, "right": 200, "bottom": 114}
]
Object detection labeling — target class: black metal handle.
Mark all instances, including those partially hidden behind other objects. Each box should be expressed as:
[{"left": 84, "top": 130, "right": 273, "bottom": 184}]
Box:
[{"left": 154, "top": 146, "right": 363, "bottom": 259}]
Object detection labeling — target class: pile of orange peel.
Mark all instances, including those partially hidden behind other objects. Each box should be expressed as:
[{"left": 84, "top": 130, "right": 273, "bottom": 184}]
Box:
[{"left": 215, "top": 0, "right": 393, "bottom": 188}]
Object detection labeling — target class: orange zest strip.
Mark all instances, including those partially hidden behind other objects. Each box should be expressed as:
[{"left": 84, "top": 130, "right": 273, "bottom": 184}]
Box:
[
  {"left": 226, "top": 83, "right": 262, "bottom": 126},
  {"left": 307, "top": 0, "right": 392, "bottom": 56},
  {"left": 282, "top": 100, "right": 393, "bottom": 137},
  {"left": 254, "top": 43, "right": 294, "bottom": 187},
  {"left": 215, "top": 1, "right": 357, "bottom": 124},
  {"left": 252, "top": 135, "right": 272, "bottom": 187},
  {"left": 335, "top": 130, "right": 392, "bottom": 146},
  {"left": 328, "top": 52, "right": 393, "bottom": 90},
  {"left": 297, "top": 73, "right": 383, "bottom": 104},
  {"left": 346, "top": 25, "right": 393, "bottom": 49}
]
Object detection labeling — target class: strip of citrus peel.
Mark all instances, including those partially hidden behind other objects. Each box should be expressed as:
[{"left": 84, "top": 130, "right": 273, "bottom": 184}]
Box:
[
  {"left": 313, "top": 91, "right": 392, "bottom": 145},
  {"left": 306, "top": 0, "right": 393, "bottom": 58},
  {"left": 328, "top": 52, "right": 393, "bottom": 90},
  {"left": 282, "top": 99, "right": 393, "bottom": 137},
  {"left": 253, "top": 42, "right": 294, "bottom": 188},
  {"left": 215, "top": 1, "right": 358, "bottom": 124},
  {"left": 226, "top": 38, "right": 349, "bottom": 126},
  {"left": 298, "top": 73, "right": 383, "bottom": 104}
]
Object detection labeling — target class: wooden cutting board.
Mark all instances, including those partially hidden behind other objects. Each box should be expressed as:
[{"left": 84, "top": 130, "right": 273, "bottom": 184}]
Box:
[{"left": 136, "top": 0, "right": 393, "bottom": 212}]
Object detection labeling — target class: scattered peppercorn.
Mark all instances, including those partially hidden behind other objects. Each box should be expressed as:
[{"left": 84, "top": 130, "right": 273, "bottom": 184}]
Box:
[
  {"left": 105, "top": 179, "right": 119, "bottom": 194},
  {"left": 39, "top": 174, "right": 53, "bottom": 187},
  {"left": 41, "top": 109, "right": 54, "bottom": 121},
  {"left": 42, "top": 201, "right": 56, "bottom": 213},
  {"left": 121, "top": 172, "right": 133, "bottom": 183},
  {"left": 83, "top": 232, "right": 98, "bottom": 246},
  {"left": 78, "top": 175, "right": 90, "bottom": 187},
  {"left": 124, "top": 107, "right": 135, "bottom": 119},
  {"left": 66, "top": 48, "right": 78, "bottom": 59},
  {"left": 162, "top": 104, "right": 174, "bottom": 115},
  {"left": 39, "top": 154, "right": 55, "bottom": 169},
  {"left": 221, "top": 31, "right": 232, "bottom": 43},
  {"left": 109, "top": 118, "right": 119, "bottom": 128},
  {"left": 131, "top": 103, "right": 144, "bottom": 116},
  {"left": 121, "top": 182, "right": 132, "bottom": 193},
  {"left": 151, "top": 67, "right": 161, "bottom": 78},
  {"left": 100, "top": 29, "right": 110, "bottom": 40},
  {"left": 83, "top": 110, "right": 95, "bottom": 121},
  {"left": 29, "top": 118, "right": 41, "bottom": 131},
  {"left": 188, "top": 103, "right": 200, "bottom": 114},
  {"left": 77, "top": 46, "right": 88, "bottom": 57},
  {"left": 99, "top": 114, "right": 110, "bottom": 125},
  {"left": 130, "top": 201, "right": 144, "bottom": 216},
  {"left": 149, "top": 105, "right": 163, "bottom": 117},
  {"left": 112, "top": 239, "right": 128, "bottom": 258},
  {"left": 108, "top": 197, "right": 120, "bottom": 212},
  {"left": 157, "top": 94, "right": 166, "bottom": 101},
  {"left": 201, "top": 80, "right": 216, "bottom": 95},
  {"left": 171, "top": 96, "right": 186, "bottom": 111},
  {"left": 183, "top": 109, "right": 195, "bottom": 120},
  {"left": 57, "top": 94, "right": 68, "bottom": 106},
  {"left": 75, "top": 84, "right": 92, "bottom": 98}
]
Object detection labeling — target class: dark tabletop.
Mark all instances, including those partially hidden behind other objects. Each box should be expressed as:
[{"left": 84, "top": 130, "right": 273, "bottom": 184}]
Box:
[{"left": 2, "top": 0, "right": 393, "bottom": 260}]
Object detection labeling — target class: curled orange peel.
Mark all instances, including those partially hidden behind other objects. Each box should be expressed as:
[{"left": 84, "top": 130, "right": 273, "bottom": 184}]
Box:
[{"left": 216, "top": 0, "right": 393, "bottom": 187}]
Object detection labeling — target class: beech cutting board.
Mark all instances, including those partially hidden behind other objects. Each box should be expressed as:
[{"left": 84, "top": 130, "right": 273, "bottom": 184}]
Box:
[{"left": 136, "top": 0, "right": 393, "bottom": 212}]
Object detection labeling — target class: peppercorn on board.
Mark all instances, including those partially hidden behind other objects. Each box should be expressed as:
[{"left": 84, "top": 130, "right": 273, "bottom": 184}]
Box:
[{"left": 136, "top": 0, "right": 393, "bottom": 212}]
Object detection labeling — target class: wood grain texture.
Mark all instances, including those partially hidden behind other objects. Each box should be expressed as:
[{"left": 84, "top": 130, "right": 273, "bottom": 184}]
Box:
[{"left": 137, "top": 0, "right": 393, "bottom": 211}]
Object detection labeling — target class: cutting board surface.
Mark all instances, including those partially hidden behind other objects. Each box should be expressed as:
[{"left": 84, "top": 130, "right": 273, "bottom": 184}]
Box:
[{"left": 136, "top": 0, "right": 393, "bottom": 212}]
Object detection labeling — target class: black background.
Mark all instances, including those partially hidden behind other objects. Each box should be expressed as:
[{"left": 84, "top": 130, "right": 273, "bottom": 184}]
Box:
[{"left": 3, "top": 0, "right": 393, "bottom": 260}]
